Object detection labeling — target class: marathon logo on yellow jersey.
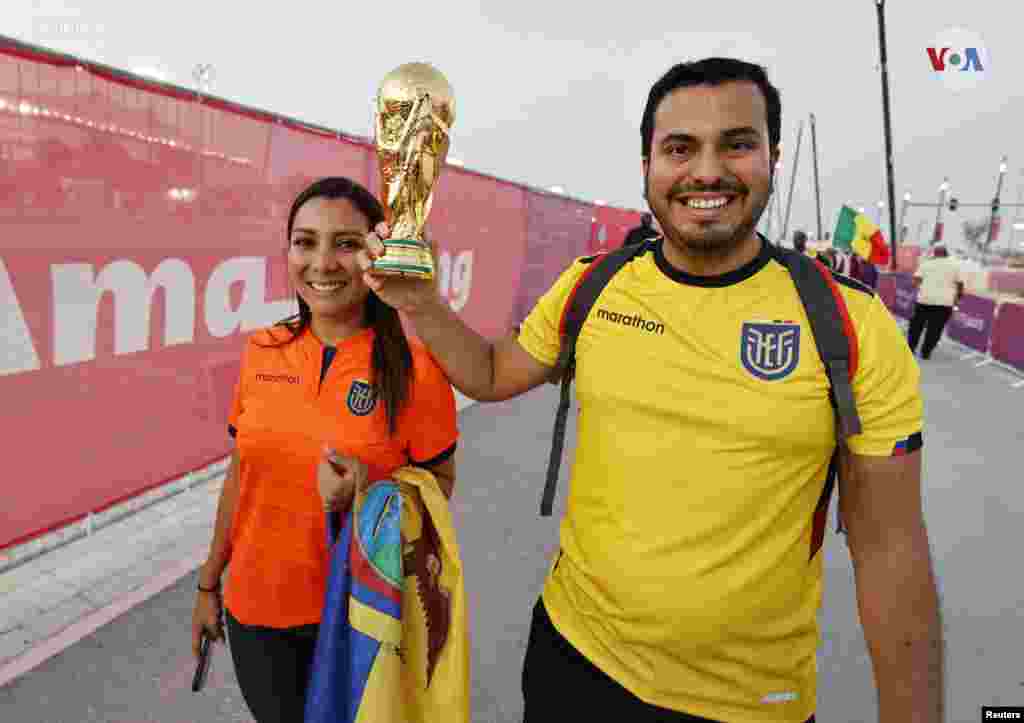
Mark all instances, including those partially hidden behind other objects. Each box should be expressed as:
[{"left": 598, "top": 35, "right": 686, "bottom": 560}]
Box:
[
  {"left": 740, "top": 321, "right": 801, "bottom": 381},
  {"left": 595, "top": 308, "right": 665, "bottom": 335}
]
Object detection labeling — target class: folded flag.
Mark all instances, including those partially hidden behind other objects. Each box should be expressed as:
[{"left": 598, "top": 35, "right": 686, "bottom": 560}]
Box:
[
  {"left": 304, "top": 466, "right": 470, "bottom": 723},
  {"left": 833, "top": 205, "right": 891, "bottom": 266}
]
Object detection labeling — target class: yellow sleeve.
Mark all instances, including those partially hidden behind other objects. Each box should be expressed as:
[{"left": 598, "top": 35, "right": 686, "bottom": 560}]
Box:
[
  {"left": 846, "top": 294, "right": 924, "bottom": 456},
  {"left": 516, "top": 259, "right": 591, "bottom": 367}
]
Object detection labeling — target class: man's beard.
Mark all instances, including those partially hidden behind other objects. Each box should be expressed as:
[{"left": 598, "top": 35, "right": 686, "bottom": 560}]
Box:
[{"left": 651, "top": 174, "right": 773, "bottom": 260}]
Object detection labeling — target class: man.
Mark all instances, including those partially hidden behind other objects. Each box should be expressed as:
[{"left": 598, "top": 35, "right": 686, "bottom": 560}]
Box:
[
  {"left": 852, "top": 254, "right": 880, "bottom": 290},
  {"left": 622, "top": 212, "right": 660, "bottom": 247},
  {"left": 792, "top": 229, "right": 809, "bottom": 255},
  {"left": 355, "top": 58, "right": 941, "bottom": 723},
  {"left": 908, "top": 244, "right": 964, "bottom": 359}
]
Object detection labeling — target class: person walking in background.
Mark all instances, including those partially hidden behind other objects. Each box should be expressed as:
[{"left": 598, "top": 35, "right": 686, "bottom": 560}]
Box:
[
  {"left": 792, "top": 229, "right": 809, "bottom": 255},
  {"left": 851, "top": 254, "right": 879, "bottom": 290},
  {"left": 907, "top": 244, "right": 964, "bottom": 359}
]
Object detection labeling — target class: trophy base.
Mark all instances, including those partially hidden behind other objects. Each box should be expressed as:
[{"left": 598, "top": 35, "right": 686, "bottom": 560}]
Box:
[{"left": 370, "top": 239, "right": 434, "bottom": 280}]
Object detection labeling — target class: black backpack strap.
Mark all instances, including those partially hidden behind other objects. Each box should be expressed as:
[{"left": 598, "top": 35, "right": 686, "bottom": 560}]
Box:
[
  {"left": 779, "top": 249, "right": 863, "bottom": 441},
  {"left": 540, "top": 241, "right": 650, "bottom": 516}
]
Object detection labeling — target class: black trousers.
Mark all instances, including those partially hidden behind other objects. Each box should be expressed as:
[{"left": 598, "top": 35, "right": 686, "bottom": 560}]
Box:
[
  {"left": 522, "top": 598, "right": 815, "bottom": 723},
  {"left": 225, "top": 606, "right": 319, "bottom": 723},
  {"left": 907, "top": 303, "right": 954, "bottom": 357}
]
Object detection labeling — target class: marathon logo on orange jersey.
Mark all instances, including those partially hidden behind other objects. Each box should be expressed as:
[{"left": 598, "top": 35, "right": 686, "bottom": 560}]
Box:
[
  {"left": 347, "top": 379, "right": 377, "bottom": 416},
  {"left": 255, "top": 373, "right": 300, "bottom": 384}
]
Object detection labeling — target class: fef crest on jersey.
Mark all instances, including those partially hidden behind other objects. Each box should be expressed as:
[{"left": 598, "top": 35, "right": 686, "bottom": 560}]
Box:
[
  {"left": 347, "top": 379, "right": 377, "bottom": 416},
  {"left": 740, "top": 322, "right": 801, "bottom": 381}
]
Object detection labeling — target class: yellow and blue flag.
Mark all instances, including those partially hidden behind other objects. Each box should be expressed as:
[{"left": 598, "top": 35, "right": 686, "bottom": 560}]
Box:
[{"left": 304, "top": 466, "right": 470, "bottom": 723}]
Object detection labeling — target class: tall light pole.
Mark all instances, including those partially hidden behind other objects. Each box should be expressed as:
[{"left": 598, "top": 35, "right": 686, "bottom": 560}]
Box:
[
  {"left": 875, "top": 0, "right": 899, "bottom": 262},
  {"left": 985, "top": 155, "right": 1008, "bottom": 253},
  {"left": 192, "top": 64, "right": 215, "bottom": 207},
  {"left": 899, "top": 191, "right": 911, "bottom": 244},
  {"left": 781, "top": 119, "right": 804, "bottom": 242},
  {"left": 809, "top": 113, "right": 824, "bottom": 240},
  {"left": 766, "top": 158, "right": 782, "bottom": 239},
  {"left": 1013, "top": 169, "right": 1024, "bottom": 253},
  {"left": 933, "top": 177, "right": 950, "bottom": 245}
]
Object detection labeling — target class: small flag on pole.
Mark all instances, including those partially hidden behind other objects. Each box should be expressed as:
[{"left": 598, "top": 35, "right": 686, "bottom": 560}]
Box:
[{"left": 833, "top": 205, "right": 891, "bottom": 265}]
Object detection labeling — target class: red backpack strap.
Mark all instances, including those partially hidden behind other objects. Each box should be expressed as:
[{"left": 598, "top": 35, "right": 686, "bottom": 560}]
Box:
[
  {"left": 540, "top": 241, "right": 650, "bottom": 516},
  {"left": 813, "top": 258, "right": 860, "bottom": 379},
  {"left": 780, "top": 249, "right": 862, "bottom": 440}
]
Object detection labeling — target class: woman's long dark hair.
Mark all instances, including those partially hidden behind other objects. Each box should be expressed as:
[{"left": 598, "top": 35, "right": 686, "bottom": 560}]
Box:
[{"left": 260, "top": 176, "right": 413, "bottom": 436}]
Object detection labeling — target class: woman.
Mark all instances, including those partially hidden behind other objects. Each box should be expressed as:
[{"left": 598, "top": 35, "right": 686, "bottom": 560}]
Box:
[{"left": 190, "top": 176, "right": 458, "bottom": 722}]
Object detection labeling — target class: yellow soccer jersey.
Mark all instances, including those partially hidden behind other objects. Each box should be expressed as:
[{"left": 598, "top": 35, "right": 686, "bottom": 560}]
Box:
[{"left": 517, "top": 237, "right": 923, "bottom": 723}]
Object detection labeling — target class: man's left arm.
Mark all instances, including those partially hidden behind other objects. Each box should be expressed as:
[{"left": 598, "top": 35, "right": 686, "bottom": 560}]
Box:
[{"left": 840, "top": 449, "right": 943, "bottom": 723}]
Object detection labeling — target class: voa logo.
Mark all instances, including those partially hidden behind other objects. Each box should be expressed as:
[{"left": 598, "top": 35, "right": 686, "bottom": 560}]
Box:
[{"left": 927, "top": 27, "right": 990, "bottom": 91}]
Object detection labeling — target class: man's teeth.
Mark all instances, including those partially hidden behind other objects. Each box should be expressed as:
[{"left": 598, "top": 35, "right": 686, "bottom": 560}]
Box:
[
  {"left": 686, "top": 197, "right": 730, "bottom": 209},
  {"left": 309, "top": 281, "right": 345, "bottom": 291}
]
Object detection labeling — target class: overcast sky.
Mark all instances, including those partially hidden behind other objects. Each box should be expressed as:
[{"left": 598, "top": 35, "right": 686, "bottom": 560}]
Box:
[{"left": 6, "top": 0, "right": 1022, "bottom": 247}]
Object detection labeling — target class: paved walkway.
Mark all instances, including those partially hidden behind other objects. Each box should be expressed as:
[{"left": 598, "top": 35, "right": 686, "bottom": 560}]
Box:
[{"left": 0, "top": 334, "right": 1021, "bottom": 722}]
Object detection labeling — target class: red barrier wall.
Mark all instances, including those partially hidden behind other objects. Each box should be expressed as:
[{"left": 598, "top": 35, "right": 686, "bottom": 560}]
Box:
[
  {"left": 988, "top": 270, "right": 1024, "bottom": 297},
  {"left": 0, "top": 39, "right": 641, "bottom": 551},
  {"left": 512, "top": 191, "right": 593, "bottom": 324},
  {"left": 590, "top": 205, "right": 644, "bottom": 255}
]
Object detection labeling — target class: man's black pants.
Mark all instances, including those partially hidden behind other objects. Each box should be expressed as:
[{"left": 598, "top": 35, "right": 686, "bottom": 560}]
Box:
[
  {"left": 521, "top": 598, "right": 815, "bottom": 722},
  {"left": 225, "top": 606, "right": 319, "bottom": 723},
  {"left": 907, "top": 303, "right": 954, "bottom": 358}
]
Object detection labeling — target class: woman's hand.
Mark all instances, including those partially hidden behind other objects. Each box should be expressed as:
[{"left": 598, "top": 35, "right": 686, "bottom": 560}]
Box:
[
  {"left": 191, "top": 589, "right": 224, "bottom": 659},
  {"left": 356, "top": 222, "right": 443, "bottom": 316},
  {"left": 317, "top": 445, "right": 368, "bottom": 513}
]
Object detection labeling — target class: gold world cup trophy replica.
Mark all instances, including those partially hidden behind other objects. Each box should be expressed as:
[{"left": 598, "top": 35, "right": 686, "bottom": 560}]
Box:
[{"left": 371, "top": 62, "right": 456, "bottom": 280}]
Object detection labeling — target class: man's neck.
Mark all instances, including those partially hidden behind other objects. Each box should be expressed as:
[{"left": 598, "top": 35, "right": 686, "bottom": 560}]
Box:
[{"left": 661, "top": 232, "right": 763, "bottom": 277}]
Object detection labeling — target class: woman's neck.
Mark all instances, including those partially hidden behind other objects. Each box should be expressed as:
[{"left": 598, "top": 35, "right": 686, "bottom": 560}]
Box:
[{"left": 310, "top": 313, "right": 367, "bottom": 347}]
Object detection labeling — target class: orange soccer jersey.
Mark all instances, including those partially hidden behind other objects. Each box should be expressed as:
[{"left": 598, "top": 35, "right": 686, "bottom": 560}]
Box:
[{"left": 223, "top": 325, "right": 458, "bottom": 629}]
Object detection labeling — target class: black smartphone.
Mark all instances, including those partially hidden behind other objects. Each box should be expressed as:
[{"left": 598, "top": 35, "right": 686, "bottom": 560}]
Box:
[{"left": 192, "top": 631, "right": 212, "bottom": 692}]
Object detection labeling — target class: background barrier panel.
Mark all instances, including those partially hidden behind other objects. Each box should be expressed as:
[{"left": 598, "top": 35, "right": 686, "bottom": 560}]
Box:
[
  {"left": 877, "top": 273, "right": 898, "bottom": 313},
  {"left": 889, "top": 272, "right": 919, "bottom": 320},
  {"left": 947, "top": 294, "right": 997, "bottom": 354},
  {"left": 513, "top": 191, "right": 592, "bottom": 324},
  {"left": 0, "top": 48, "right": 355, "bottom": 550},
  {"left": 420, "top": 168, "right": 528, "bottom": 340},
  {"left": 590, "top": 205, "right": 643, "bottom": 255},
  {"left": 988, "top": 270, "right": 1024, "bottom": 297},
  {"left": 989, "top": 301, "right": 1024, "bottom": 374}
]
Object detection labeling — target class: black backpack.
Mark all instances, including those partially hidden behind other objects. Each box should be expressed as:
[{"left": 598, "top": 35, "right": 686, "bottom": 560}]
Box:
[{"left": 539, "top": 239, "right": 863, "bottom": 533}]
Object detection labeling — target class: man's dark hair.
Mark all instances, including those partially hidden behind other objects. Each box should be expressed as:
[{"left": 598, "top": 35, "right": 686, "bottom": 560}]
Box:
[
  {"left": 792, "top": 229, "right": 808, "bottom": 253},
  {"left": 640, "top": 57, "right": 782, "bottom": 160}
]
